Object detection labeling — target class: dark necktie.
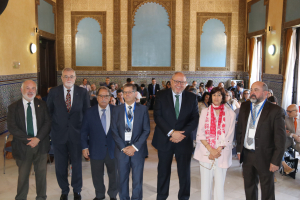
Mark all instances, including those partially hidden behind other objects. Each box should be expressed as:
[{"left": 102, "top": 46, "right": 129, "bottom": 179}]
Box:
[
  {"left": 175, "top": 95, "right": 180, "bottom": 119},
  {"left": 27, "top": 102, "right": 34, "bottom": 137},
  {"left": 66, "top": 89, "right": 71, "bottom": 113},
  {"left": 153, "top": 85, "right": 155, "bottom": 95},
  {"left": 128, "top": 106, "right": 132, "bottom": 120},
  {"left": 101, "top": 109, "right": 106, "bottom": 134}
]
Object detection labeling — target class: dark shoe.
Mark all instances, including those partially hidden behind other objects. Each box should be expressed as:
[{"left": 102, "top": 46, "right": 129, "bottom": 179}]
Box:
[
  {"left": 110, "top": 198, "right": 117, "bottom": 200},
  {"left": 74, "top": 192, "right": 81, "bottom": 200},
  {"left": 60, "top": 194, "right": 68, "bottom": 200},
  {"left": 93, "top": 198, "right": 105, "bottom": 200}
]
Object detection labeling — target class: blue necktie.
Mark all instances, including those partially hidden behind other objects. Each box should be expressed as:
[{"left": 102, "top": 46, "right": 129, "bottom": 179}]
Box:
[
  {"left": 101, "top": 109, "right": 106, "bottom": 134},
  {"left": 153, "top": 85, "right": 155, "bottom": 95}
]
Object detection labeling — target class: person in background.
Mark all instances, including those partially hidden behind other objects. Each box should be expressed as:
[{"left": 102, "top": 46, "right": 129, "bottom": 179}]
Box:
[
  {"left": 7, "top": 80, "right": 51, "bottom": 200},
  {"left": 126, "top": 78, "right": 131, "bottom": 85},
  {"left": 163, "top": 81, "right": 171, "bottom": 90},
  {"left": 148, "top": 78, "right": 160, "bottom": 110},
  {"left": 109, "top": 95, "right": 116, "bottom": 106},
  {"left": 199, "top": 86, "right": 204, "bottom": 97},
  {"left": 267, "top": 89, "right": 273, "bottom": 98},
  {"left": 225, "top": 90, "right": 240, "bottom": 111},
  {"left": 198, "top": 92, "right": 210, "bottom": 114},
  {"left": 89, "top": 84, "right": 98, "bottom": 107},
  {"left": 116, "top": 89, "right": 125, "bottom": 106},
  {"left": 110, "top": 83, "right": 117, "bottom": 98},
  {"left": 100, "top": 77, "right": 111, "bottom": 88},
  {"left": 162, "top": 81, "right": 166, "bottom": 89},
  {"left": 235, "top": 83, "right": 244, "bottom": 101},
  {"left": 194, "top": 87, "right": 236, "bottom": 200},
  {"left": 199, "top": 82, "right": 205, "bottom": 88},
  {"left": 115, "top": 83, "right": 119, "bottom": 90},
  {"left": 205, "top": 80, "right": 214, "bottom": 92},
  {"left": 227, "top": 81, "right": 236, "bottom": 91},
  {"left": 267, "top": 96, "right": 278, "bottom": 105},
  {"left": 239, "top": 89, "right": 250, "bottom": 104},
  {"left": 192, "top": 81, "right": 198, "bottom": 89},
  {"left": 42, "top": 87, "right": 52, "bottom": 102},
  {"left": 35, "top": 94, "right": 42, "bottom": 100},
  {"left": 218, "top": 82, "right": 224, "bottom": 89},
  {"left": 80, "top": 78, "right": 91, "bottom": 91},
  {"left": 140, "top": 84, "right": 148, "bottom": 99},
  {"left": 81, "top": 86, "right": 118, "bottom": 200}
]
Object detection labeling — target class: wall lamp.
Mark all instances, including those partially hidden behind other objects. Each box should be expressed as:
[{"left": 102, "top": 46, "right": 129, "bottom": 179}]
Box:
[
  {"left": 30, "top": 43, "right": 37, "bottom": 54},
  {"left": 268, "top": 44, "right": 275, "bottom": 55}
]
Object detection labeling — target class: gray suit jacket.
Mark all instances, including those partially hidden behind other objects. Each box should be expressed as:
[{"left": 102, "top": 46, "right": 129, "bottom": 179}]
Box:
[
  {"left": 285, "top": 116, "right": 295, "bottom": 149},
  {"left": 7, "top": 98, "right": 51, "bottom": 160}
]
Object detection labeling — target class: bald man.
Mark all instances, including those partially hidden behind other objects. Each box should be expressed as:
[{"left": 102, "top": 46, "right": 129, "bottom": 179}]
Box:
[
  {"left": 237, "top": 81, "right": 286, "bottom": 200},
  {"left": 7, "top": 80, "right": 51, "bottom": 200},
  {"left": 152, "top": 72, "right": 199, "bottom": 200},
  {"left": 285, "top": 104, "right": 300, "bottom": 152}
]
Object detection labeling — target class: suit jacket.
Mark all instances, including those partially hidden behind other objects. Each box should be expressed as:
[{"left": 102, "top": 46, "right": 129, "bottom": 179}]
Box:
[
  {"left": 148, "top": 84, "right": 160, "bottom": 96},
  {"left": 152, "top": 89, "right": 199, "bottom": 153},
  {"left": 140, "top": 88, "right": 148, "bottom": 99},
  {"left": 7, "top": 98, "right": 51, "bottom": 160},
  {"left": 236, "top": 100, "right": 286, "bottom": 169},
  {"left": 111, "top": 103, "right": 150, "bottom": 157},
  {"left": 115, "top": 98, "right": 124, "bottom": 106},
  {"left": 81, "top": 104, "right": 115, "bottom": 160},
  {"left": 47, "top": 85, "right": 90, "bottom": 144},
  {"left": 285, "top": 116, "right": 298, "bottom": 149},
  {"left": 194, "top": 106, "right": 236, "bottom": 168}
]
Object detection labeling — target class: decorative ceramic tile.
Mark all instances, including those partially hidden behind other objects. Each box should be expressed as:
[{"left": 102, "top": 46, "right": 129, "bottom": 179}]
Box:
[{"left": 263, "top": 73, "right": 283, "bottom": 106}]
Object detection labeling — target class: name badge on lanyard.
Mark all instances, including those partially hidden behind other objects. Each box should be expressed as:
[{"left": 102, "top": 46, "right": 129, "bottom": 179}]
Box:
[{"left": 249, "top": 99, "right": 267, "bottom": 138}]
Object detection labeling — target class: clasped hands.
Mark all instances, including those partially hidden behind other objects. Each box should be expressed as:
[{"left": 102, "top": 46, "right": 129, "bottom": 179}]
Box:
[
  {"left": 27, "top": 137, "right": 40, "bottom": 148},
  {"left": 208, "top": 146, "right": 223, "bottom": 160},
  {"left": 170, "top": 131, "right": 186, "bottom": 143},
  {"left": 123, "top": 146, "right": 136, "bottom": 157}
]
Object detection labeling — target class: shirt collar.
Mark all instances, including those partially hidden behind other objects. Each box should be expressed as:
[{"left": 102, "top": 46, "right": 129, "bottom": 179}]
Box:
[
  {"left": 22, "top": 98, "right": 34, "bottom": 105},
  {"left": 125, "top": 102, "right": 135, "bottom": 108},
  {"left": 253, "top": 99, "right": 265, "bottom": 108},
  {"left": 172, "top": 90, "right": 183, "bottom": 97},
  {"left": 98, "top": 104, "right": 109, "bottom": 111},
  {"left": 63, "top": 85, "right": 74, "bottom": 92}
]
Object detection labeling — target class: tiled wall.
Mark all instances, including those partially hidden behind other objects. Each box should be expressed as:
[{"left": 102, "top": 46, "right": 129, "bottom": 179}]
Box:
[
  {"left": 263, "top": 73, "right": 283, "bottom": 106},
  {"left": 0, "top": 73, "right": 38, "bottom": 135}
]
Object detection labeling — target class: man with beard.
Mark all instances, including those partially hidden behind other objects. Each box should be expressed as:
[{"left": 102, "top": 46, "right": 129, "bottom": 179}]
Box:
[
  {"left": 47, "top": 68, "right": 90, "bottom": 200},
  {"left": 236, "top": 81, "right": 285, "bottom": 200},
  {"left": 7, "top": 80, "right": 51, "bottom": 200}
]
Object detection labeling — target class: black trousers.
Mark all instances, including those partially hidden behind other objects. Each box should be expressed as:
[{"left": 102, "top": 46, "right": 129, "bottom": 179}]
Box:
[
  {"left": 157, "top": 146, "right": 192, "bottom": 200},
  {"left": 242, "top": 148, "right": 275, "bottom": 200},
  {"left": 53, "top": 141, "right": 82, "bottom": 194},
  {"left": 90, "top": 152, "right": 118, "bottom": 199},
  {"left": 15, "top": 145, "right": 47, "bottom": 200}
]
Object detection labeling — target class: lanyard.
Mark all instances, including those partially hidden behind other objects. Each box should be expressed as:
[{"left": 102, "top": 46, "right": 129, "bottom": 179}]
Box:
[
  {"left": 227, "top": 102, "right": 233, "bottom": 110},
  {"left": 204, "top": 102, "right": 208, "bottom": 108},
  {"left": 125, "top": 103, "right": 136, "bottom": 129},
  {"left": 250, "top": 99, "right": 267, "bottom": 126}
]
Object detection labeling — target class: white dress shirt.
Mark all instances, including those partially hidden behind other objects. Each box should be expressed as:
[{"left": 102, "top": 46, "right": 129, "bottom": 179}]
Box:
[
  {"left": 167, "top": 91, "right": 183, "bottom": 136},
  {"left": 124, "top": 103, "right": 138, "bottom": 151},
  {"left": 111, "top": 90, "right": 117, "bottom": 98},
  {"left": 244, "top": 100, "right": 265, "bottom": 150},
  {"left": 79, "top": 84, "right": 91, "bottom": 91},
  {"left": 63, "top": 85, "right": 74, "bottom": 107},
  {"left": 98, "top": 104, "right": 110, "bottom": 134},
  {"left": 22, "top": 98, "right": 37, "bottom": 136}
]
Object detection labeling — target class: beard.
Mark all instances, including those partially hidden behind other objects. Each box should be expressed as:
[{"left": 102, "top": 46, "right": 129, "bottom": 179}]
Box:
[
  {"left": 250, "top": 95, "right": 263, "bottom": 104},
  {"left": 23, "top": 93, "right": 36, "bottom": 101}
]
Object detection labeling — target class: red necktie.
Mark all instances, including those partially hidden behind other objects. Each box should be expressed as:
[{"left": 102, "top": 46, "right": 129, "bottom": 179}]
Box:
[
  {"left": 294, "top": 118, "right": 297, "bottom": 132},
  {"left": 66, "top": 90, "right": 71, "bottom": 113}
]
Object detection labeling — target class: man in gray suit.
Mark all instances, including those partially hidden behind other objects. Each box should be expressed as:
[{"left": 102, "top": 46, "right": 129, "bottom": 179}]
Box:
[
  {"left": 285, "top": 104, "right": 300, "bottom": 151},
  {"left": 111, "top": 84, "right": 150, "bottom": 200},
  {"left": 7, "top": 80, "right": 51, "bottom": 200}
]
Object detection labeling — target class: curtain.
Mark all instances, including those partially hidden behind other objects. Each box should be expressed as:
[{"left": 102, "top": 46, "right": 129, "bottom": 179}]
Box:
[
  {"left": 248, "top": 38, "right": 255, "bottom": 81},
  {"left": 296, "top": 30, "right": 300, "bottom": 106},
  {"left": 282, "top": 28, "right": 296, "bottom": 109},
  {"left": 249, "top": 37, "right": 258, "bottom": 87}
]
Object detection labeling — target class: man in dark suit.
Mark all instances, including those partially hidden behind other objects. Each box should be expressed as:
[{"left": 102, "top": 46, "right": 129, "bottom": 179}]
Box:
[
  {"left": 111, "top": 84, "right": 150, "bottom": 200},
  {"left": 100, "top": 77, "right": 111, "bottom": 88},
  {"left": 140, "top": 84, "right": 148, "bottom": 99},
  {"left": 148, "top": 78, "right": 160, "bottom": 110},
  {"left": 7, "top": 80, "right": 51, "bottom": 200},
  {"left": 152, "top": 72, "right": 199, "bottom": 200},
  {"left": 236, "top": 81, "right": 286, "bottom": 200},
  {"left": 115, "top": 89, "right": 125, "bottom": 105},
  {"left": 81, "top": 86, "right": 118, "bottom": 200},
  {"left": 47, "top": 68, "right": 90, "bottom": 200}
]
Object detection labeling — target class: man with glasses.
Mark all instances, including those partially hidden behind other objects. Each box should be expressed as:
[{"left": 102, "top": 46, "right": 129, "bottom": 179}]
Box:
[
  {"left": 148, "top": 78, "right": 160, "bottom": 110},
  {"left": 152, "top": 72, "right": 199, "bottom": 200},
  {"left": 47, "top": 68, "right": 90, "bottom": 200},
  {"left": 111, "top": 84, "right": 150, "bottom": 200},
  {"left": 81, "top": 86, "right": 118, "bottom": 200},
  {"left": 285, "top": 104, "right": 300, "bottom": 152}
]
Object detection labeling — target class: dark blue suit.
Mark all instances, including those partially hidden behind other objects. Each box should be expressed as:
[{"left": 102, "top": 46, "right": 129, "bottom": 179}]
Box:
[
  {"left": 81, "top": 104, "right": 118, "bottom": 199},
  {"left": 111, "top": 103, "right": 150, "bottom": 200},
  {"left": 47, "top": 84, "right": 90, "bottom": 194}
]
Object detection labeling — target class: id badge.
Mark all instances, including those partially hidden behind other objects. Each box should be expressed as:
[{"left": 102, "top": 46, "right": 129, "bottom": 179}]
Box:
[
  {"left": 248, "top": 129, "right": 256, "bottom": 138},
  {"left": 125, "top": 132, "right": 132, "bottom": 141}
]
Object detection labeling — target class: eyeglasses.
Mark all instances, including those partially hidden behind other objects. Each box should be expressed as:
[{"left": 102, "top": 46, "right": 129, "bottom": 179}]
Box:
[
  {"left": 62, "top": 75, "right": 75, "bottom": 79},
  {"left": 97, "top": 95, "right": 110, "bottom": 99},
  {"left": 172, "top": 79, "right": 186, "bottom": 85},
  {"left": 244, "top": 93, "right": 250, "bottom": 95},
  {"left": 287, "top": 110, "right": 297, "bottom": 113},
  {"left": 124, "top": 91, "right": 135, "bottom": 95}
]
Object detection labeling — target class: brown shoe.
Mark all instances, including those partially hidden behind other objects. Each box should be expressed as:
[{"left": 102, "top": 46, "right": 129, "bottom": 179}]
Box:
[
  {"left": 284, "top": 167, "right": 295, "bottom": 175},
  {"left": 274, "top": 175, "right": 277, "bottom": 183}
]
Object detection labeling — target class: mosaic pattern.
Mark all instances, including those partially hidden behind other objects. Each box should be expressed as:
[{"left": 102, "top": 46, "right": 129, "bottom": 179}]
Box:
[
  {"left": 0, "top": 73, "right": 38, "bottom": 135},
  {"left": 263, "top": 73, "right": 283, "bottom": 106}
]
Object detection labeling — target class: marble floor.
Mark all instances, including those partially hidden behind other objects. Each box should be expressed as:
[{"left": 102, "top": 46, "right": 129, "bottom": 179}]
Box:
[{"left": 1, "top": 111, "right": 300, "bottom": 200}]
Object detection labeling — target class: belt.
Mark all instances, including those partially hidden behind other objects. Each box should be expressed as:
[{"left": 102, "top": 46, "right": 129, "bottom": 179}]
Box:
[{"left": 244, "top": 147, "right": 255, "bottom": 153}]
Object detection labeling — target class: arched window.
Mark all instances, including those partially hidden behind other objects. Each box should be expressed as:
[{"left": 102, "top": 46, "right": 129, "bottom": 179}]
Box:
[
  {"left": 200, "top": 19, "right": 226, "bottom": 67},
  {"left": 132, "top": 2, "right": 171, "bottom": 67},
  {"left": 76, "top": 18, "right": 102, "bottom": 66}
]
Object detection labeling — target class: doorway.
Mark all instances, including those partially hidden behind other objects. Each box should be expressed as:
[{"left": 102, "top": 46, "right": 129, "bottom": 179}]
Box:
[{"left": 38, "top": 37, "right": 57, "bottom": 97}]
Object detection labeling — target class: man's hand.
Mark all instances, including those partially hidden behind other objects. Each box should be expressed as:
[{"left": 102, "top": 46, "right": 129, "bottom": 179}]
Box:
[
  {"left": 27, "top": 137, "right": 40, "bottom": 148},
  {"left": 269, "top": 163, "right": 279, "bottom": 172},
  {"left": 237, "top": 153, "right": 240, "bottom": 160},
  {"left": 120, "top": 98, "right": 125, "bottom": 104},
  {"left": 82, "top": 149, "right": 90, "bottom": 159},
  {"left": 123, "top": 146, "right": 136, "bottom": 157},
  {"left": 170, "top": 131, "right": 185, "bottom": 143},
  {"left": 292, "top": 134, "right": 300, "bottom": 142}
]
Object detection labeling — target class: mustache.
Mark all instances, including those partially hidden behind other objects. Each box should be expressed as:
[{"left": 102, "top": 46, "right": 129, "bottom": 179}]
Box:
[{"left": 250, "top": 95, "right": 256, "bottom": 98}]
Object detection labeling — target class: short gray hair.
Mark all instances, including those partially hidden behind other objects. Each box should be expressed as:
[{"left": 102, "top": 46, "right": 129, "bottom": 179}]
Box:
[
  {"left": 262, "top": 83, "right": 268, "bottom": 92},
  {"left": 62, "top": 68, "right": 76, "bottom": 76},
  {"left": 226, "top": 90, "right": 232, "bottom": 99},
  {"left": 21, "top": 80, "right": 37, "bottom": 90},
  {"left": 97, "top": 86, "right": 111, "bottom": 96}
]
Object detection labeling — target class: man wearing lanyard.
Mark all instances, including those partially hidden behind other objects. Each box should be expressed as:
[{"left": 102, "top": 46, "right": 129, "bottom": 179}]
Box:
[
  {"left": 111, "top": 84, "right": 150, "bottom": 200},
  {"left": 236, "top": 81, "right": 285, "bottom": 200}
]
